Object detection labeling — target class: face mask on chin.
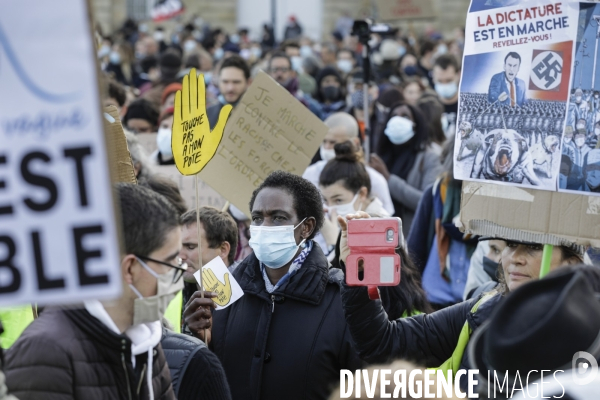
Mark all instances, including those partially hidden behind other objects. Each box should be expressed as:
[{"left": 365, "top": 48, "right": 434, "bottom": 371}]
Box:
[
  {"left": 248, "top": 218, "right": 306, "bottom": 269},
  {"left": 129, "top": 257, "right": 183, "bottom": 326}
]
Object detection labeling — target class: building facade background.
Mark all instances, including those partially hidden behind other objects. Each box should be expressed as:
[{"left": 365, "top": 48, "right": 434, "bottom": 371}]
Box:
[{"left": 92, "top": 0, "right": 470, "bottom": 39}]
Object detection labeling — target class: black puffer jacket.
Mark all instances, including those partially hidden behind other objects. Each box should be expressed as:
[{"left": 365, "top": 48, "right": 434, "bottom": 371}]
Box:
[
  {"left": 5, "top": 306, "right": 175, "bottom": 400},
  {"left": 161, "top": 328, "right": 231, "bottom": 400},
  {"left": 211, "top": 242, "right": 363, "bottom": 400},
  {"left": 341, "top": 284, "right": 502, "bottom": 387}
]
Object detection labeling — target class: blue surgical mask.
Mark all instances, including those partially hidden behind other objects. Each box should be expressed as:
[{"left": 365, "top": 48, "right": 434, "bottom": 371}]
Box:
[
  {"left": 291, "top": 56, "right": 303, "bottom": 72},
  {"left": 435, "top": 81, "right": 458, "bottom": 99},
  {"left": 398, "top": 46, "right": 407, "bottom": 57},
  {"left": 109, "top": 51, "right": 121, "bottom": 65},
  {"left": 203, "top": 72, "right": 213, "bottom": 85},
  {"left": 249, "top": 218, "right": 306, "bottom": 269},
  {"left": 214, "top": 47, "right": 224, "bottom": 61},
  {"left": 385, "top": 116, "right": 415, "bottom": 145}
]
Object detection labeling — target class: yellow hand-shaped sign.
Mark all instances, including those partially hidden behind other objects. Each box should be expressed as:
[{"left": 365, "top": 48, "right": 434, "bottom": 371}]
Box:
[
  {"left": 202, "top": 268, "right": 232, "bottom": 306},
  {"left": 172, "top": 68, "right": 233, "bottom": 175}
]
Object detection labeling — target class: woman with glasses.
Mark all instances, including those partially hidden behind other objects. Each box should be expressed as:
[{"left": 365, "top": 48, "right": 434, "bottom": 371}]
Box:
[{"left": 337, "top": 210, "right": 583, "bottom": 394}]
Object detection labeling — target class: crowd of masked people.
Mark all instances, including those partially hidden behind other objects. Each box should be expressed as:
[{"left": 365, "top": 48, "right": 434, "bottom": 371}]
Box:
[{"left": 1, "top": 16, "right": 600, "bottom": 400}]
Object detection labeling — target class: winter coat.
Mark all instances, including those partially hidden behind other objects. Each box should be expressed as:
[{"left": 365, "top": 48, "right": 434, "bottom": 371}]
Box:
[
  {"left": 211, "top": 242, "right": 362, "bottom": 400},
  {"left": 161, "top": 328, "right": 231, "bottom": 400},
  {"left": 340, "top": 284, "right": 502, "bottom": 388},
  {"left": 5, "top": 306, "right": 175, "bottom": 400}
]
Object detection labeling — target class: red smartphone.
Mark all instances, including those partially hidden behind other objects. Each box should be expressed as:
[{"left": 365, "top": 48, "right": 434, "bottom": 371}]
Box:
[{"left": 346, "top": 218, "right": 402, "bottom": 289}]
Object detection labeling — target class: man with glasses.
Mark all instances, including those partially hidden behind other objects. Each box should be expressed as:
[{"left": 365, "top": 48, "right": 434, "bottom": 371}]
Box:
[
  {"left": 6, "top": 183, "right": 184, "bottom": 400},
  {"left": 268, "top": 52, "right": 323, "bottom": 119}
]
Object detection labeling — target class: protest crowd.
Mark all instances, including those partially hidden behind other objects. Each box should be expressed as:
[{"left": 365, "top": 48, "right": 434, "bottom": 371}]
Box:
[{"left": 3, "top": 2, "right": 600, "bottom": 400}]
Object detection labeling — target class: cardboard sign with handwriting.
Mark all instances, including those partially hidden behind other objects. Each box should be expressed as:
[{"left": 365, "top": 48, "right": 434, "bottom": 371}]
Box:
[{"left": 199, "top": 71, "right": 328, "bottom": 217}]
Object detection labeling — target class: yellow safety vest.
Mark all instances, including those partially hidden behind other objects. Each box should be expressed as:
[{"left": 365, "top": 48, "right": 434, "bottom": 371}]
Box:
[
  {"left": 0, "top": 306, "right": 35, "bottom": 349},
  {"left": 431, "top": 293, "right": 496, "bottom": 379},
  {"left": 164, "top": 291, "right": 183, "bottom": 334}
]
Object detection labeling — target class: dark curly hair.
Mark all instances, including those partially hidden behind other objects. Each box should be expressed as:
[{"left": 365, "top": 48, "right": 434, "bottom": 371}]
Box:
[{"left": 249, "top": 171, "right": 324, "bottom": 239}]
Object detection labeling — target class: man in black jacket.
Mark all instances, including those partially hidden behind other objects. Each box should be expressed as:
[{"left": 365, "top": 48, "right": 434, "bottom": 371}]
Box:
[
  {"left": 184, "top": 171, "right": 362, "bottom": 400},
  {"left": 206, "top": 55, "right": 250, "bottom": 130},
  {"left": 6, "top": 184, "right": 184, "bottom": 400}
]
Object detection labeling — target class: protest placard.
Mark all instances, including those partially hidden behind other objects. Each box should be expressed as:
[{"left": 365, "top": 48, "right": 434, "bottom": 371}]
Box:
[
  {"left": 0, "top": 0, "right": 122, "bottom": 305},
  {"left": 558, "top": 2, "right": 600, "bottom": 194},
  {"left": 103, "top": 106, "right": 136, "bottom": 184},
  {"left": 374, "top": 0, "right": 438, "bottom": 21},
  {"left": 460, "top": 181, "right": 600, "bottom": 247},
  {"left": 152, "top": 165, "right": 227, "bottom": 210},
  {"left": 193, "top": 256, "right": 243, "bottom": 310},
  {"left": 199, "top": 71, "right": 328, "bottom": 217},
  {"left": 454, "top": 0, "right": 579, "bottom": 191}
]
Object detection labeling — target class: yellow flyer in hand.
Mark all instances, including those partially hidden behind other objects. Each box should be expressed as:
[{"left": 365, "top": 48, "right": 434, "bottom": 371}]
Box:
[
  {"left": 193, "top": 256, "right": 244, "bottom": 310},
  {"left": 172, "top": 68, "right": 232, "bottom": 175}
]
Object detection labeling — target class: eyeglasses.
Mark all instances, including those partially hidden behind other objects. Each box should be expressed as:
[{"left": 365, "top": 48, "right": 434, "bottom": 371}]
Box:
[
  {"left": 135, "top": 255, "right": 188, "bottom": 283},
  {"left": 270, "top": 67, "right": 290, "bottom": 73}
]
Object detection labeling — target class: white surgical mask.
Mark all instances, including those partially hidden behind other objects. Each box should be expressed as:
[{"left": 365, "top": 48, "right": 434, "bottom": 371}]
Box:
[
  {"left": 576, "top": 137, "right": 586, "bottom": 147},
  {"left": 153, "top": 31, "right": 165, "bottom": 42},
  {"left": 320, "top": 144, "right": 336, "bottom": 161},
  {"left": 97, "top": 44, "right": 111, "bottom": 58},
  {"left": 129, "top": 258, "right": 183, "bottom": 326},
  {"left": 300, "top": 45, "right": 313, "bottom": 58},
  {"left": 436, "top": 44, "right": 448, "bottom": 56},
  {"left": 249, "top": 219, "right": 306, "bottom": 269},
  {"left": 157, "top": 127, "right": 173, "bottom": 158},
  {"left": 337, "top": 59, "right": 353, "bottom": 74},
  {"left": 184, "top": 40, "right": 197, "bottom": 53},
  {"left": 385, "top": 116, "right": 415, "bottom": 145},
  {"left": 330, "top": 193, "right": 361, "bottom": 217},
  {"left": 251, "top": 47, "right": 262, "bottom": 59},
  {"left": 435, "top": 81, "right": 458, "bottom": 99}
]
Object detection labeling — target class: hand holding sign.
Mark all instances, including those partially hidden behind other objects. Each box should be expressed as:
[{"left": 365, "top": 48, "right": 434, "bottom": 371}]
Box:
[
  {"left": 193, "top": 256, "right": 243, "bottom": 310},
  {"left": 202, "top": 268, "right": 232, "bottom": 306},
  {"left": 172, "top": 68, "right": 232, "bottom": 175}
]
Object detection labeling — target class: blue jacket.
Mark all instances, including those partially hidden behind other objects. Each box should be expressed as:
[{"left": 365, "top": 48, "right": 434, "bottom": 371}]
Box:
[{"left": 488, "top": 72, "right": 526, "bottom": 106}]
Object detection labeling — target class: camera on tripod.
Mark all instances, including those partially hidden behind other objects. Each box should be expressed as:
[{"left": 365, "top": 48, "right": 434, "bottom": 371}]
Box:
[{"left": 351, "top": 19, "right": 394, "bottom": 44}]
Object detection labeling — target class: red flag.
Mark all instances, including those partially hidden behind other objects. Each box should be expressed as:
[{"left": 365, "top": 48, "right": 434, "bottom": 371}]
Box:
[{"left": 151, "top": 0, "right": 185, "bottom": 22}]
